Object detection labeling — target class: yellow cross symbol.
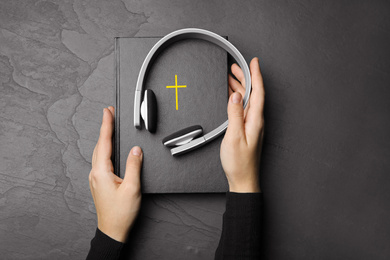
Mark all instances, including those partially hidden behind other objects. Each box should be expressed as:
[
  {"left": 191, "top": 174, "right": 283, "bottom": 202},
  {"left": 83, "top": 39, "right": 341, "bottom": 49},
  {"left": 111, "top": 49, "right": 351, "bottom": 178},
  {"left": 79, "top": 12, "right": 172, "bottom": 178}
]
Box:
[{"left": 166, "top": 75, "right": 187, "bottom": 110}]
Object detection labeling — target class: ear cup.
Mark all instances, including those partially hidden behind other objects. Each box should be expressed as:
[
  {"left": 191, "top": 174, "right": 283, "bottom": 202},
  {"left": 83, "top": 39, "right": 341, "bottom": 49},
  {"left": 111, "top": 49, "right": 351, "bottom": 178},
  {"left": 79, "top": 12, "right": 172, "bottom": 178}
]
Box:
[
  {"left": 140, "top": 89, "right": 157, "bottom": 133},
  {"left": 162, "top": 125, "right": 203, "bottom": 147}
]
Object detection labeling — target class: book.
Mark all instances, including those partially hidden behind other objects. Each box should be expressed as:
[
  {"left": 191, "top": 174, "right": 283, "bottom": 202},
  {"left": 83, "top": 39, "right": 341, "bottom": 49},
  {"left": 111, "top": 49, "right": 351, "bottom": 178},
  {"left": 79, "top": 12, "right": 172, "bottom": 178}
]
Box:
[{"left": 114, "top": 37, "right": 229, "bottom": 193}]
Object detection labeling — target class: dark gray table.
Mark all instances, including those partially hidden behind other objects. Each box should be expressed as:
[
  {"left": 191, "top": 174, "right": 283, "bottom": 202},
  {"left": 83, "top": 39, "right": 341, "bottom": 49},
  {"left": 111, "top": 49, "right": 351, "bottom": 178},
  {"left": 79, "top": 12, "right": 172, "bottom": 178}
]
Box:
[{"left": 1, "top": 1, "right": 389, "bottom": 259}]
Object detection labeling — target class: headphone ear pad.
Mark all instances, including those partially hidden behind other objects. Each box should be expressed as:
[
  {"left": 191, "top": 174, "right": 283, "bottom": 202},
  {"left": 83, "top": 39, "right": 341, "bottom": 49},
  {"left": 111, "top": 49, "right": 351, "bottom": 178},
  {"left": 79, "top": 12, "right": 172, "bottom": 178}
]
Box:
[
  {"left": 162, "top": 125, "right": 203, "bottom": 147},
  {"left": 140, "top": 89, "right": 157, "bottom": 133}
]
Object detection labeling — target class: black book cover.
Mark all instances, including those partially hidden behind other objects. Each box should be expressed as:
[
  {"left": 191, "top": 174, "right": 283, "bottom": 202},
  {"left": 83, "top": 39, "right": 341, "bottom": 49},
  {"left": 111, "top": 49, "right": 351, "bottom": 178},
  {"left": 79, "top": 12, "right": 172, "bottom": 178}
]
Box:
[{"left": 115, "top": 37, "right": 228, "bottom": 193}]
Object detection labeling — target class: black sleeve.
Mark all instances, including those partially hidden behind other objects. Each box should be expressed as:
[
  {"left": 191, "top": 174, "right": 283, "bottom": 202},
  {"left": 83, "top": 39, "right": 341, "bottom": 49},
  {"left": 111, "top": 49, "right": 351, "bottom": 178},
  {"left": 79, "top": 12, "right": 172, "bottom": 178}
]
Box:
[
  {"left": 86, "top": 228, "right": 124, "bottom": 260},
  {"left": 215, "top": 192, "right": 262, "bottom": 260}
]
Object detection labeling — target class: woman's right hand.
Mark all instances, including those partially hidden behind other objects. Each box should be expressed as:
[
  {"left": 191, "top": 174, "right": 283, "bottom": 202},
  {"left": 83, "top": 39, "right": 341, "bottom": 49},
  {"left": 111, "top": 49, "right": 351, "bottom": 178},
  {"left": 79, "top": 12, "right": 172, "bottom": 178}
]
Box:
[{"left": 220, "top": 57, "right": 265, "bottom": 193}]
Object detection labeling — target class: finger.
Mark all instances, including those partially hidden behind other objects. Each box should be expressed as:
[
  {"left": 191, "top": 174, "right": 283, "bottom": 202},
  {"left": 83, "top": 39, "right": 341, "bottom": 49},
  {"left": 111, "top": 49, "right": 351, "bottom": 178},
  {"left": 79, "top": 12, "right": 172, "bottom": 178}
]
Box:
[
  {"left": 231, "top": 63, "right": 245, "bottom": 85},
  {"left": 229, "top": 75, "right": 250, "bottom": 117},
  {"left": 245, "top": 58, "right": 265, "bottom": 143},
  {"left": 249, "top": 57, "right": 265, "bottom": 114},
  {"left": 228, "top": 85, "right": 233, "bottom": 97},
  {"left": 226, "top": 92, "right": 246, "bottom": 141},
  {"left": 229, "top": 89, "right": 249, "bottom": 118},
  {"left": 123, "top": 146, "right": 143, "bottom": 189},
  {"left": 96, "top": 108, "right": 114, "bottom": 162},
  {"left": 228, "top": 75, "right": 245, "bottom": 97},
  {"left": 108, "top": 106, "right": 115, "bottom": 117}
]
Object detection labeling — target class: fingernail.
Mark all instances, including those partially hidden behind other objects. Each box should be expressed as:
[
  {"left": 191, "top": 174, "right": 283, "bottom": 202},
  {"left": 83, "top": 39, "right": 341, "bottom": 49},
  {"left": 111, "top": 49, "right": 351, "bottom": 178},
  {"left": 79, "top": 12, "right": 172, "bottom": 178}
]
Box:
[
  {"left": 232, "top": 92, "right": 241, "bottom": 104},
  {"left": 132, "top": 146, "right": 141, "bottom": 156}
]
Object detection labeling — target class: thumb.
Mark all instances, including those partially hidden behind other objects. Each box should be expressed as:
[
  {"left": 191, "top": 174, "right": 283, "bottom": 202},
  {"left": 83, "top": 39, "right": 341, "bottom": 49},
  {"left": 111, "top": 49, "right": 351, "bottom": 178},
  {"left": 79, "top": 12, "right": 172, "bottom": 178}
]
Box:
[
  {"left": 123, "top": 146, "right": 143, "bottom": 187},
  {"left": 226, "top": 92, "right": 245, "bottom": 138}
]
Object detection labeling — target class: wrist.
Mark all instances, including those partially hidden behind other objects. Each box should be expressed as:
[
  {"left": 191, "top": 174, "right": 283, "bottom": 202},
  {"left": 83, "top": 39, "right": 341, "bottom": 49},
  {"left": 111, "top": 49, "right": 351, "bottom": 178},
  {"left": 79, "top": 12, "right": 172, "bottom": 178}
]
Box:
[
  {"left": 228, "top": 181, "right": 261, "bottom": 193},
  {"left": 226, "top": 168, "right": 261, "bottom": 193},
  {"left": 98, "top": 221, "right": 128, "bottom": 243}
]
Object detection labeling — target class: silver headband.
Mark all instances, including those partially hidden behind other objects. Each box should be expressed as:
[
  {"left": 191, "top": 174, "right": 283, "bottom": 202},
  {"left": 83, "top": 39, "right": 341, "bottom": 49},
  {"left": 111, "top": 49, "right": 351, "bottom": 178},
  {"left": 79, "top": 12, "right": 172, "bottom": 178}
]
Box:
[{"left": 134, "top": 28, "right": 251, "bottom": 155}]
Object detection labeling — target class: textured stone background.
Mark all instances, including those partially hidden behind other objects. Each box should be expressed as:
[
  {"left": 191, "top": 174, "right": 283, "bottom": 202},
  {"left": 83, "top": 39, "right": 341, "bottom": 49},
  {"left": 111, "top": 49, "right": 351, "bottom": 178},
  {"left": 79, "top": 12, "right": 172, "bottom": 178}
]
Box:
[{"left": 0, "top": 0, "right": 389, "bottom": 259}]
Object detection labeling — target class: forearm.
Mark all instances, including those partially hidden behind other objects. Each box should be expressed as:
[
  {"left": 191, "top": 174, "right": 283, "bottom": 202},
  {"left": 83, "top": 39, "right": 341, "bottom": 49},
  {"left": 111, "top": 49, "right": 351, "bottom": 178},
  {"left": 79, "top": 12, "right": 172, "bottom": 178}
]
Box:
[{"left": 215, "top": 192, "right": 262, "bottom": 260}]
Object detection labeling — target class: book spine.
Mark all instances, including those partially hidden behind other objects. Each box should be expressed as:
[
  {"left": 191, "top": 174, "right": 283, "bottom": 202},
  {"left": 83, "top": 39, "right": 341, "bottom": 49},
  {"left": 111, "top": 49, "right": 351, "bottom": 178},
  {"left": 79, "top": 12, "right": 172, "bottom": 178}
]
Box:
[{"left": 114, "top": 37, "right": 120, "bottom": 177}]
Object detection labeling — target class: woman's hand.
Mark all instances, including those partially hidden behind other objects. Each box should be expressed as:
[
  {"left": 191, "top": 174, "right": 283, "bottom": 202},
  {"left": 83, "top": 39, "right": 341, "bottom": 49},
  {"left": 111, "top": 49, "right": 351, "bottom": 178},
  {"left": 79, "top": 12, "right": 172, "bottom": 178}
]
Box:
[
  {"left": 220, "top": 58, "right": 265, "bottom": 193},
  {"left": 89, "top": 106, "right": 143, "bottom": 242}
]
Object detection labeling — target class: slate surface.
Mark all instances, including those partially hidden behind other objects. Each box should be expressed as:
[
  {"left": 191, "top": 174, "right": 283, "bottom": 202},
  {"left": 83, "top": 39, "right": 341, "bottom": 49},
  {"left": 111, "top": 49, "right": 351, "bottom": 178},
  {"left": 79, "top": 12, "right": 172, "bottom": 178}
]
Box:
[
  {"left": 0, "top": 0, "right": 390, "bottom": 259},
  {"left": 116, "top": 37, "right": 228, "bottom": 193}
]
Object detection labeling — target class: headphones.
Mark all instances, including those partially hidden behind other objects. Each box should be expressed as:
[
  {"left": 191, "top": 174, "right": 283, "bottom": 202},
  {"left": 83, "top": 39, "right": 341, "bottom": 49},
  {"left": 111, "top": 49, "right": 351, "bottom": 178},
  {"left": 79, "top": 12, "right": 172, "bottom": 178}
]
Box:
[{"left": 134, "top": 28, "right": 252, "bottom": 156}]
